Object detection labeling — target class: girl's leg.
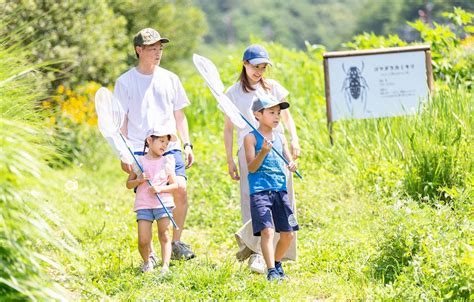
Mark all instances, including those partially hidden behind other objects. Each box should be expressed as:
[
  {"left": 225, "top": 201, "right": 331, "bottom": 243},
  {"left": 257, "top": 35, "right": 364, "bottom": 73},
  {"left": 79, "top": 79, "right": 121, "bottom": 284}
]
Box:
[
  {"left": 137, "top": 220, "right": 153, "bottom": 262},
  {"left": 260, "top": 227, "right": 275, "bottom": 268},
  {"left": 157, "top": 217, "right": 172, "bottom": 272},
  {"left": 275, "top": 231, "right": 294, "bottom": 262}
]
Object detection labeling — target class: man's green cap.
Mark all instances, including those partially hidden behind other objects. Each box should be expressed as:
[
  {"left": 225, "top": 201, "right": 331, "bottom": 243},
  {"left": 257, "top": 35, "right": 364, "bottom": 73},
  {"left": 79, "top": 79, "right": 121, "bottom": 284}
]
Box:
[{"left": 133, "top": 28, "right": 169, "bottom": 47}]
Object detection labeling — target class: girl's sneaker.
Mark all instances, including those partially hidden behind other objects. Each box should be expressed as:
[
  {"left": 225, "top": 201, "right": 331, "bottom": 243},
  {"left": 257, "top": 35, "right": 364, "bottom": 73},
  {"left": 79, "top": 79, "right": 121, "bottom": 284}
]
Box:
[
  {"left": 149, "top": 252, "right": 159, "bottom": 266},
  {"left": 141, "top": 261, "right": 154, "bottom": 273}
]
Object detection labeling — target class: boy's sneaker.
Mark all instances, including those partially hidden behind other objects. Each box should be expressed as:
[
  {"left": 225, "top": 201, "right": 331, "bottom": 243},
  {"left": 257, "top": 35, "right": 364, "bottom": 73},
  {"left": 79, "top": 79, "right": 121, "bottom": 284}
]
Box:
[
  {"left": 149, "top": 252, "right": 159, "bottom": 266},
  {"left": 248, "top": 253, "right": 266, "bottom": 274},
  {"left": 141, "top": 261, "right": 154, "bottom": 273},
  {"left": 266, "top": 268, "right": 281, "bottom": 282},
  {"left": 275, "top": 261, "right": 287, "bottom": 279},
  {"left": 171, "top": 241, "right": 196, "bottom": 260}
]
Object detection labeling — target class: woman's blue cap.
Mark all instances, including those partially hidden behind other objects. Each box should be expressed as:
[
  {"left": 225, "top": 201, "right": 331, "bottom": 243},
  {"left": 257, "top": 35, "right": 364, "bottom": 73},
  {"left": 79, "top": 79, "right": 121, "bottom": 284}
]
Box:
[{"left": 243, "top": 44, "right": 272, "bottom": 66}]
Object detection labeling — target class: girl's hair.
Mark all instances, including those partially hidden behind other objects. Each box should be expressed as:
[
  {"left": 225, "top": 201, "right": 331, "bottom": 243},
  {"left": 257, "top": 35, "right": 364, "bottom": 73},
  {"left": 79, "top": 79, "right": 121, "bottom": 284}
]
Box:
[
  {"left": 142, "top": 135, "right": 171, "bottom": 154},
  {"left": 239, "top": 64, "right": 271, "bottom": 93}
]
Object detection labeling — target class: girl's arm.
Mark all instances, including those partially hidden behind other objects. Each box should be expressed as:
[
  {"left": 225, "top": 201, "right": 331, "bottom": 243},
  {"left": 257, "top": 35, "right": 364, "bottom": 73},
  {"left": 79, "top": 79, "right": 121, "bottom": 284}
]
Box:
[
  {"left": 280, "top": 102, "right": 300, "bottom": 160},
  {"left": 149, "top": 173, "right": 178, "bottom": 194},
  {"left": 224, "top": 115, "right": 240, "bottom": 180},
  {"left": 126, "top": 171, "right": 147, "bottom": 189},
  {"left": 245, "top": 134, "right": 272, "bottom": 173}
]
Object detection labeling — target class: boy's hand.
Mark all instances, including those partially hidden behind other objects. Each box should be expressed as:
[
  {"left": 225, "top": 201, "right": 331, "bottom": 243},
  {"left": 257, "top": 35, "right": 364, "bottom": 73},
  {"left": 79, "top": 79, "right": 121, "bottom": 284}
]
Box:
[
  {"left": 287, "top": 161, "right": 297, "bottom": 172},
  {"left": 261, "top": 138, "right": 273, "bottom": 154}
]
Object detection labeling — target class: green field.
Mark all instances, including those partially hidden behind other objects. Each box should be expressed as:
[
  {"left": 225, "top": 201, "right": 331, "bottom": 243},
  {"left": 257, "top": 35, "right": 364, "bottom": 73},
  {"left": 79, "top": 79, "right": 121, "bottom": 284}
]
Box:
[{"left": 1, "top": 8, "right": 473, "bottom": 301}]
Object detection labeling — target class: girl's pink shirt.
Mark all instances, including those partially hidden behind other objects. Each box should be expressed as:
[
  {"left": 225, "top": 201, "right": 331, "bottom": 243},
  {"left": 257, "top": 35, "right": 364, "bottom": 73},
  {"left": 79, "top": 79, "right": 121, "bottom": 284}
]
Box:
[{"left": 134, "top": 155, "right": 175, "bottom": 211}]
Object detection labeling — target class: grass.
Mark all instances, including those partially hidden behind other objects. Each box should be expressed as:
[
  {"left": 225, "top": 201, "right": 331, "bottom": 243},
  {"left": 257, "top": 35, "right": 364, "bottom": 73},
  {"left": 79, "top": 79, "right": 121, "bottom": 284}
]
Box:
[{"left": 1, "top": 29, "right": 472, "bottom": 299}]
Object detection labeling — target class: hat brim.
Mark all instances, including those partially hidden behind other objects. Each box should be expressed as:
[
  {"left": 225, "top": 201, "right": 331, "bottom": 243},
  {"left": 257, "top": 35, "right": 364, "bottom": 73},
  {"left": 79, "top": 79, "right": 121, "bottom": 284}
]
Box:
[
  {"left": 142, "top": 37, "right": 170, "bottom": 45},
  {"left": 248, "top": 57, "right": 272, "bottom": 66}
]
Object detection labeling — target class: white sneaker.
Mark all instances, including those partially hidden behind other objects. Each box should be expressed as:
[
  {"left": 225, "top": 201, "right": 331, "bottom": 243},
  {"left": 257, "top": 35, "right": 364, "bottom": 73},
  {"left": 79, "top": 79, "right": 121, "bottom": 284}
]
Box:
[
  {"left": 141, "top": 261, "right": 154, "bottom": 273},
  {"left": 248, "top": 253, "right": 266, "bottom": 274}
]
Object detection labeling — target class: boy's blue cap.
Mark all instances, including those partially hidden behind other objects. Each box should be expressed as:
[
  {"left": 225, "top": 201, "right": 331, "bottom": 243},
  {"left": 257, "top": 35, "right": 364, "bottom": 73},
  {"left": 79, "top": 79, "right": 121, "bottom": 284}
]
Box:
[
  {"left": 243, "top": 44, "right": 272, "bottom": 66},
  {"left": 252, "top": 96, "right": 289, "bottom": 112}
]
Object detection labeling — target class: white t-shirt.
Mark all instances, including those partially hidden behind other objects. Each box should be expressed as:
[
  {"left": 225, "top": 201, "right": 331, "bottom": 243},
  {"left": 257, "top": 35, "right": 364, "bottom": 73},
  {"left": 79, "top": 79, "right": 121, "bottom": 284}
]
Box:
[
  {"left": 225, "top": 79, "right": 289, "bottom": 149},
  {"left": 114, "top": 66, "right": 190, "bottom": 151}
]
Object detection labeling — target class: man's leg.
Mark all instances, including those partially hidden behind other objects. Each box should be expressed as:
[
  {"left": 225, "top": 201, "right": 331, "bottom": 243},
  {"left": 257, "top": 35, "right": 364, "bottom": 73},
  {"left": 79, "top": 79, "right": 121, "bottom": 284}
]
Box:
[{"left": 172, "top": 175, "right": 187, "bottom": 241}]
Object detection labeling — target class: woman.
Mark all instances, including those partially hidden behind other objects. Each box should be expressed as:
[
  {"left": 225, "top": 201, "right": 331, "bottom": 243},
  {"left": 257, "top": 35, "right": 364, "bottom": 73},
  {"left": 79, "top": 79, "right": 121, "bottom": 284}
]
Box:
[{"left": 224, "top": 44, "right": 300, "bottom": 273}]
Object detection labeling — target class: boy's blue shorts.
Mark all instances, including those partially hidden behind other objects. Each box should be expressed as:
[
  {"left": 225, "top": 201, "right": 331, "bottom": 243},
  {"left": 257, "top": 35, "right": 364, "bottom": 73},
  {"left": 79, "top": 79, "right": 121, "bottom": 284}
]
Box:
[
  {"left": 136, "top": 207, "right": 174, "bottom": 222},
  {"left": 250, "top": 190, "right": 299, "bottom": 236}
]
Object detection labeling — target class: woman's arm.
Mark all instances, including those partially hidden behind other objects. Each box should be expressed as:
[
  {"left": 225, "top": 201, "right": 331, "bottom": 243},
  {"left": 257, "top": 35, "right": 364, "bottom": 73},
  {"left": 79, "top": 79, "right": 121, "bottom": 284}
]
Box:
[
  {"left": 224, "top": 115, "right": 240, "bottom": 180},
  {"left": 281, "top": 135, "right": 297, "bottom": 173},
  {"left": 280, "top": 102, "right": 300, "bottom": 160}
]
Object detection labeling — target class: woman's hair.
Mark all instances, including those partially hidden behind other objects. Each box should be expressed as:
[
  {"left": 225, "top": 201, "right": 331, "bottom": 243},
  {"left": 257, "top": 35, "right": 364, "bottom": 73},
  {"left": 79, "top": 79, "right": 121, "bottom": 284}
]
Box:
[
  {"left": 142, "top": 135, "right": 171, "bottom": 154},
  {"left": 239, "top": 64, "right": 271, "bottom": 93}
]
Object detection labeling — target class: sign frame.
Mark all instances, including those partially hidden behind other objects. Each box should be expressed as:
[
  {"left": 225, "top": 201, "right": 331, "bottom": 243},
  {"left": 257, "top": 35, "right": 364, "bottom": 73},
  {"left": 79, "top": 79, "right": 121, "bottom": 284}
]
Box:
[{"left": 323, "top": 45, "right": 434, "bottom": 144}]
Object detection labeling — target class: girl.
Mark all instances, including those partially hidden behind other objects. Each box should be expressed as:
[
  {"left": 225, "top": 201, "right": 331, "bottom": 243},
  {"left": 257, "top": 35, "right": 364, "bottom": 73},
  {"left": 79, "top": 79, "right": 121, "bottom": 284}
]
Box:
[
  {"left": 224, "top": 44, "right": 301, "bottom": 273},
  {"left": 127, "top": 125, "right": 178, "bottom": 273}
]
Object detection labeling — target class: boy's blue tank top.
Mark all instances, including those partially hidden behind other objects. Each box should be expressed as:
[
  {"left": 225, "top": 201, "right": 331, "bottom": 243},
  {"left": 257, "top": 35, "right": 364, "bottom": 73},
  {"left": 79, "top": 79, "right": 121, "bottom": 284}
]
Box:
[{"left": 248, "top": 130, "right": 287, "bottom": 195}]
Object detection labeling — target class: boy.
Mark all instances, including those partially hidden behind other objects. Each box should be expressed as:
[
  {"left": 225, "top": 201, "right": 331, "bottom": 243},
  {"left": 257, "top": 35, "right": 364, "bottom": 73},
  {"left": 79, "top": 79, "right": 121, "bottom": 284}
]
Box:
[{"left": 243, "top": 96, "right": 300, "bottom": 281}]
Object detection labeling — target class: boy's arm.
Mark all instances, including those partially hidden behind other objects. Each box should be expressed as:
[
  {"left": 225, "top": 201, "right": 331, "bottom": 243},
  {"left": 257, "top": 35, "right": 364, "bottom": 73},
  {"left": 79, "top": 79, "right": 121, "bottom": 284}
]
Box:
[{"left": 245, "top": 134, "right": 272, "bottom": 173}]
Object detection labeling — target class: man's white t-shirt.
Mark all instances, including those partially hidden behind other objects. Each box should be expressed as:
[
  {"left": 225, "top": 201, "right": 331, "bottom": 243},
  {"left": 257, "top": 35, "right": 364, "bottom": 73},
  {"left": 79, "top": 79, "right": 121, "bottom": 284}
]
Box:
[
  {"left": 114, "top": 66, "right": 190, "bottom": 152},
  {"left": 225, "top": 79, "right": 289, "bottom": 149}
]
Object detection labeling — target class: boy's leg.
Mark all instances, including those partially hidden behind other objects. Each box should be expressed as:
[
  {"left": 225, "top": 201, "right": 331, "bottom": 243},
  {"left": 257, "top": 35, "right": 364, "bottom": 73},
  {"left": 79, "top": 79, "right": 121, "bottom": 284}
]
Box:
[
  {"left": 275, "top": 231, "right": 294, "bottom": 262},
  {"left": 260, "top": 227, "right": 275, "bottom": 269}
]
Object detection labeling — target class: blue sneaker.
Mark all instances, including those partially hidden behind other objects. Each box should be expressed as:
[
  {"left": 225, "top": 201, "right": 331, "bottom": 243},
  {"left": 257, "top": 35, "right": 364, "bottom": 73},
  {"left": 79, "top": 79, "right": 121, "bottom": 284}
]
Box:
[
  {"left": 266, "top": 268, "right": 281, "bottom": 282},
  {"left": 275, "top": 261, "right": 287, "bottom": 279}
]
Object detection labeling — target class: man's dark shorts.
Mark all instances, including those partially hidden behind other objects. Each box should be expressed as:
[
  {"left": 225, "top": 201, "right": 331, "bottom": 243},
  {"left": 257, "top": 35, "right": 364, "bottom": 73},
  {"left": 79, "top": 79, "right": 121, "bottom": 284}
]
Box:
[
  {"left": 163, "top": 149, "right": 187, "bottom": 179},
  {"left": 250, "top": 190, "right": 299, "bottom": 236}
]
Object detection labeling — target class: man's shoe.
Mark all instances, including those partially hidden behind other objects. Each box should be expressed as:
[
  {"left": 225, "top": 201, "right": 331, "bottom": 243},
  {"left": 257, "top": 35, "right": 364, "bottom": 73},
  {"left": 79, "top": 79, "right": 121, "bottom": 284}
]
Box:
[
  {"left": 248, "top": 253, "right": 266, "bottom": 274},
  {"left": 171, "top": 241, "right": 196, "bottom": 260}
]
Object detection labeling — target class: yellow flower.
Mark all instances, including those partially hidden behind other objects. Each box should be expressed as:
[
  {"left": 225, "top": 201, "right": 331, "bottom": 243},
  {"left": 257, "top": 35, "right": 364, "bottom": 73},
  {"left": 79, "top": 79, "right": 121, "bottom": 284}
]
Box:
[
  {"left": 57, "top": 85, "right": 65, "bottom": 94},
  {"left": 42, "top": 100, "right": 51, "bottom": 108}
]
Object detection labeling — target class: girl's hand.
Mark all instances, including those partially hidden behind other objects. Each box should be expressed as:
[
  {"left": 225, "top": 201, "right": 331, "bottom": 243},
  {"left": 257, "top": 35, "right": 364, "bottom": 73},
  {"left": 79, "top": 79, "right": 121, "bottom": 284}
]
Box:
[
  {"left": 138, "top": 172, "right": 149, "bottom": 184},
  {"left": 261, "top": 138, "right": 273, "bottom": 154},
  {"left": 287, "top": 161, "right": 297, "bottom": 173},
  {"left": 149, "top": 185, "right": 162, "bottom": 194},
  {"left": 227, "top": 160, "right": 240, "bottom": 181}
]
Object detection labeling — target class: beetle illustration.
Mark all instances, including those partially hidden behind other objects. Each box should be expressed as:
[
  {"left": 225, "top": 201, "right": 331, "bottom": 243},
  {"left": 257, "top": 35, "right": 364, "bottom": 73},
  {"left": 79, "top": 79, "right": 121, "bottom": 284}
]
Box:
[{"left": 341, "top": 62, "right": 369, "bottom": 113}]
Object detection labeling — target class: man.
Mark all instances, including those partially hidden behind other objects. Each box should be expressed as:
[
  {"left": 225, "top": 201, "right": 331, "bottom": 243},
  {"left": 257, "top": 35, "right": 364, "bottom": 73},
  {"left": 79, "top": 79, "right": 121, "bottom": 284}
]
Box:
[{"left": 114, "top": 28, "right": 195, "bottom": 260}]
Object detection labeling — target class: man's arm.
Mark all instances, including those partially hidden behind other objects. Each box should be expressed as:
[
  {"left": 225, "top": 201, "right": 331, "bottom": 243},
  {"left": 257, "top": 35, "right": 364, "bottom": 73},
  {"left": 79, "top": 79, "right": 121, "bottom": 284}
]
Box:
[{"left": 174, "top": 109, "right": 194, "bottom": 168}]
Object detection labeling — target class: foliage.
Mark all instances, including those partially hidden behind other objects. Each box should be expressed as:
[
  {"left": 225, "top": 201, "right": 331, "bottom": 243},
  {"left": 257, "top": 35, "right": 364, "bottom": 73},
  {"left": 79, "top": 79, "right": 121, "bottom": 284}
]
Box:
[
  {"left": 194, "top": 0, "right": 474, "bottom": 50},
  {"left": 2, "top": 0, "right": 129, "bottom": 87},
  {"left": 45, "top": 81, "right": 105, "bottom": 168},
  {"left": 344, "top": 7, "right": 473, "bottom": 89},
  {"left": 107, "top": 0, "right": 208, "bottom": 69},
  {"left": 0, "top": 18, "right": 70, "bottom": 299}
]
